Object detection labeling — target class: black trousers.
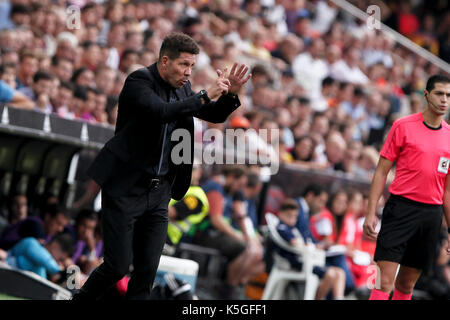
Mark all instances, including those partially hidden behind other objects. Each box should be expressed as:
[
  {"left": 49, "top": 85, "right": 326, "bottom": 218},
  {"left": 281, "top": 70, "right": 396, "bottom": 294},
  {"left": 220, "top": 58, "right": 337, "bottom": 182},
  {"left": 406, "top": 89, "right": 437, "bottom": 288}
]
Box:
[{"left": 73, "top": 180, "right": 171, "bottom": 300}]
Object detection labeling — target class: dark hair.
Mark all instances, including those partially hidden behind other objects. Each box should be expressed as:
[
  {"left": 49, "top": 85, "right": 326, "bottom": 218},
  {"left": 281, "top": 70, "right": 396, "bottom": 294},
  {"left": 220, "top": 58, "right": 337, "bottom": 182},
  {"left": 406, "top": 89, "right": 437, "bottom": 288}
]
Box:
[
  {"left": 43, "top": 203, "right": 70, "bottom": 220},
  {"left": 51, "top": 56, "right": 71, "bottom": 67},
  {"left": 33, "top": 70, "right": 54, "bottom": 83},
  {"left": 50, "top": 234, "right": 75, "bottom": 257},
  {"left": 75, "top": 209, "right": 99, "bottom": 226},
  {"left": 158, "top": 32, "right": 199, "bottom": 61},
  {"left": 321, "top": 76, "right": 335, "bottom": 87},
  {"left": 302, "top": 183, "right": 325, "bottom": 197},
  {"left": 426, "top": 74, "right": 450, "bottom": 92},
  {"left": 326, "top": 190, "right": 348, "bottom": 214},
  {"left": 279, "top": 198, "right": 299, "bottom": 212},
  {"left": 222, "top": 165, "right": 247, "bottom": 179},
  {"left": 0, "top": 63, "right": 16, "bottom": 75},
  {"left": 81, "top": 41, "right": 99, "bottom": 50},
  {"left": 73, "top": 85, "right": 88, "bottom": 101},
  {"left": 18, "top": 219, "right": 44, "bottom": 239},
  {"left": 246, "top": 172, "right": 260, "bottom": 188},
  {"left": 106, "top": 95, "right": 118, "bottom": 113},
  {"left": 71, "top": 67, "right": 90, "bottom": 83},
  {"left": 11, "top": 4, "right": 30, "bottom": 16},
  {"left": 121, "top": 48, "right": 139, "bottom": 60},
  {"left": 81, "top": 2, "right": 96, "bottom": 13},
  {"left": 59, "top": 80, "right": 74, "bottom": 92},
  {"left": 7, "top": 193, "right": 26, "bottom": 210},
  {"left": 353, "top": 86, "right": 365, "bottom": 97},
  {"left": 251, "top": 64, "right": 269, "bottom": 77},
  {"left": 298, "top": 96, "right": 310, "bottom": 105},
  {"left": 86, "top": 86, "right": 103, "bottom": 96}
]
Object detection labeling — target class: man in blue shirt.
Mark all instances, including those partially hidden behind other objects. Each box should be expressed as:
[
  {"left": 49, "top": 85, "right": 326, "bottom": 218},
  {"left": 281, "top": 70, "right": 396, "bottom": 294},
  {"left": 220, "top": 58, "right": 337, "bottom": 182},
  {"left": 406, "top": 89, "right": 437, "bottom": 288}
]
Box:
[
  {"left": 294, "top": 183, "right": 329, "bottom": 243},
  {"left": 0, "top": 79, "right": 34, "bottom": 109}
]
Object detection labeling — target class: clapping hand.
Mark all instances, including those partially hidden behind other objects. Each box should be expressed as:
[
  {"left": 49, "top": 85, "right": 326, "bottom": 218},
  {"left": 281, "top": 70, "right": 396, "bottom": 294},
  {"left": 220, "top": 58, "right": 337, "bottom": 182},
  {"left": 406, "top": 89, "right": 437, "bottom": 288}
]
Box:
[
  {"left": 227, "top": 63, "right": 252, "bottom": 95},
  {"left": 207, "top": 68, "right": 231, "bottom": 100}
]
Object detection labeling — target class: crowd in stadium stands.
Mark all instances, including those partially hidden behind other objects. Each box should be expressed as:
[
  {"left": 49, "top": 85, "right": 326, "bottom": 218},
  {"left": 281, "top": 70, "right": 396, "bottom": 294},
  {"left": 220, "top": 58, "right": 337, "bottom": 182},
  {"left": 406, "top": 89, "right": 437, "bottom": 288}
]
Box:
[{"left": 0, "top": 0, "right": 449, "bottom": 300}]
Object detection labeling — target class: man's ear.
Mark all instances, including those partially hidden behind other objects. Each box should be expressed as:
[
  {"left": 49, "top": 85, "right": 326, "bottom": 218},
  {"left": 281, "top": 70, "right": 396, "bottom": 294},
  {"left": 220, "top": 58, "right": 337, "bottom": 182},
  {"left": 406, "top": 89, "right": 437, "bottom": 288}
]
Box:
[
  {"left": 160, "top": 55, "right": 169, "bottom": 67},
  {"left": 424, "top": 90, "right": 429, "bottom": 98}
]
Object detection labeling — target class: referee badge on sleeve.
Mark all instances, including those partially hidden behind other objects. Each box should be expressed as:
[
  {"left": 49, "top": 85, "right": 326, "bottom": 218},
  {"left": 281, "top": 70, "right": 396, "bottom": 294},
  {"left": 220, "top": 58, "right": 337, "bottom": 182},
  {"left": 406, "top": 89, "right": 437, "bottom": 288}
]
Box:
[{"left": 438, "top": 157, "right": 449, "bottom": 174}]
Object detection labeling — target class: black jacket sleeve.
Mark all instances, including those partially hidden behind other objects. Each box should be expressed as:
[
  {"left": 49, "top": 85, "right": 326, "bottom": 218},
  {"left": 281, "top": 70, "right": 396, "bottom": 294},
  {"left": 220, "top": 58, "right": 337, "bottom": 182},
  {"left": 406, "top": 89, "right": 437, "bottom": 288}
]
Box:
[
  {"left": 183, "top": 81, "right": 241, "bottom": 123},
  {"left": 122, "top": 70, "right": 205, "bottom": 123}
]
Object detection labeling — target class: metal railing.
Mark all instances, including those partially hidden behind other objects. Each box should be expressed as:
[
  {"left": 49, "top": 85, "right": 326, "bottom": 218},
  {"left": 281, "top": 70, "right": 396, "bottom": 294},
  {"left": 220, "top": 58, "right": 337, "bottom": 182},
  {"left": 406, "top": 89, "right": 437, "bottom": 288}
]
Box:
[{"left": 330, "top": 0, "right": 450, "bottom": 74}]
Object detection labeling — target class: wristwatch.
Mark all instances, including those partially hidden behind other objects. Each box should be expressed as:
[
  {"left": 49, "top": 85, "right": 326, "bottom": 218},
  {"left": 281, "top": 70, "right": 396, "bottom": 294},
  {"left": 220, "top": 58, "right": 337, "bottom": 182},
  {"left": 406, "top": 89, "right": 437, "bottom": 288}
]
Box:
[{"left": 198, "top": 90, "right": 210, "bottom": 105}]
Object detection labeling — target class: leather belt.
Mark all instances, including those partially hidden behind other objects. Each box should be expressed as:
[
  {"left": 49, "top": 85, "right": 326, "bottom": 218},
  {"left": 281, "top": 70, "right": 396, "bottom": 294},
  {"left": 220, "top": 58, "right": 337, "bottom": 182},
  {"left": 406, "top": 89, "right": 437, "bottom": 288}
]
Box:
[{"left": 136, "top": 174, "right": 165, "bottom": 190}]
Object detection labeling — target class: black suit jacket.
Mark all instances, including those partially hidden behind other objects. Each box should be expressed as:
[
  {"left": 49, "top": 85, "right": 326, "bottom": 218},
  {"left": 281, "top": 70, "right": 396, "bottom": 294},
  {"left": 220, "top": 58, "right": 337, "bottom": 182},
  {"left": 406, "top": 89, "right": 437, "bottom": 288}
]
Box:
[{"left": 87, "top": 63, "right": 240, "bottom": 200}]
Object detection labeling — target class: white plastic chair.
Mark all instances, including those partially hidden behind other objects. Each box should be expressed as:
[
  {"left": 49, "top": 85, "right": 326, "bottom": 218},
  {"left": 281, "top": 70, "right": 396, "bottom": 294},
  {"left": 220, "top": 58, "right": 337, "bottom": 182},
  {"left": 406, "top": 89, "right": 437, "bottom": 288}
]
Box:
[{"left": 262, "top": 212, "right": 326, "bottom": 300}]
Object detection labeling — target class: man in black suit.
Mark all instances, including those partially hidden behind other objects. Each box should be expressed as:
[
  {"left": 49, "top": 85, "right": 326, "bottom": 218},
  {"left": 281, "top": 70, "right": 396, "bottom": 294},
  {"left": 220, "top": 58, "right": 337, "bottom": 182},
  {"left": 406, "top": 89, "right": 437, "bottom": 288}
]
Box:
[{"left": 72, "top": 32, "right": 251, "bottom": 300}]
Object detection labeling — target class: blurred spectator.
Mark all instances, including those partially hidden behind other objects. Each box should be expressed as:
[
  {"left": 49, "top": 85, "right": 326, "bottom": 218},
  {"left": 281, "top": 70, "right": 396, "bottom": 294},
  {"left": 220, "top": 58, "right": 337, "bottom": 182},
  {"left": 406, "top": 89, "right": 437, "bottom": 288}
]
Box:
[
  {"left": 106, "top": 95, "right": 118, "bottom": 127},
  {"left": 353, "top": 146, "right": 379, "bottom": 181},
  {"left": 0, "top": 194, "right": 29, "bottom": 250},
  {"left": 16, "top": 51, "right": 38, "bottom": 89},
  {"left": 71, "top": 67, "right": 95, "bottom": 88},
  {"left": 384, "top": 0, "right": 420, "bottom": 37},
  {"left": 341, "top": 190, "right": 374, "bottom": 289},
  {"left": 314, "top": 76, "right": 339, "bottom": 112},
  {"left": 408, "top": 92, "right": 425, "bottom": 114},
  {"left": 118, "top": 49, "right": 139, "bottom": 75},
  {"left": 72, "top": 209, "right": 102, "bottom": 275},
  {"left": 273, "top": 198, "right": 346, "bottom": 300},
  {"left": 334, "top": 140, "right": 363, "bottom": 175},
  {"left": 55, "top": 31, "right": 78, "bottom": 64},
  {"left": 51, "top": 57, "right": 73, "bottom": 83},
  {"left": 70, "top": 84, "right": 88, "bottom": 120},
  {"left": 294, "top": 183, "right": 329, "bottom": 244},
  {"left": 193, "top": 166, "right": 265, "bottom": 298},
  {"left": 240, "top": 171, "right": 263, "bottom": 229},
  {"left": 309, "top": 190, "right": 356, "bottom": 293},
  {"left": 40, "top": 203, "right": 71, "bottom": 244},
  {"left": 411, "top": 13, "right": 440, "bottom": 56},
  {"left": 80, "top": 41, "right": 102, "bottom": 72},
  {"left": 6, "top": 232, "right": 74, "bottom": 280},
  {"left": 19, "top": 70, "right": 55, "bottom": 113},
  {"left": 293, "top": 12, "right": 319, "bottom": 47},
  {"left": 0, "top": 77, "right": 34, "bottom": 109},
  {"left": 324, "top": 131, "right": 347, "bottom": 170},
  {"left": 292, "top": 38, "right": 328, "bottom": 103},
  {"left": 329, "top": 47, "right": 369, "bottom": 85},
  {"left": 0, "top": 62, "right": 17, "bottom": 88},
  {"left": 270, "top": 33, "right": 304, "bottom": 67},
  {"left": 54, "top": 81, "right": 75, "bottom": 119},
  {"left": 95, "top": 66, "right": 117, "bottom": 96}
]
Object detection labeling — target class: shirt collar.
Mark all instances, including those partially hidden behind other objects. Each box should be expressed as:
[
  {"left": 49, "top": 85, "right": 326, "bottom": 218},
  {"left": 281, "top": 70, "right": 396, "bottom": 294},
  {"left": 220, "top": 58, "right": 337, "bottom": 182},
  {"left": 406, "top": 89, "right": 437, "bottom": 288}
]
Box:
[
  {"left": 149, "top": 63, "right": 174, "bottom": 91},
  {"left": 299, "top": 197, "right": 310, "bottom": 216}
]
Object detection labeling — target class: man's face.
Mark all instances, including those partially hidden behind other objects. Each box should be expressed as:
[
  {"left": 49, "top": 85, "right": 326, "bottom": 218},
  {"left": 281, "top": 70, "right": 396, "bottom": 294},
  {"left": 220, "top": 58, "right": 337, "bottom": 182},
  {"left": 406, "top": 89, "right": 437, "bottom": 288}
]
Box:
[
  {"left": 96, "top": 69, "right": 115, "bottom": 94},
  {"left": 45, "top": 213, "right": 69, "bottom": 236},
  {"left": 95, "top": 93, "right": 107, "bottom": 113},
  {"left": 20, "top": 57, "right": 38, "bottom": 77},
  {"left": 55, "top": 60, "right": 73, "bottom": 82},
  {"left": 1, "top": 67, "right": 16, "bottom": 88},
  {"left": 10, "top": 195, "right": 27, "bottom": 222},
  {"left": 425, "top": 82, "right": 450, "bottom": 116},
  {"left": 309, "top": 192, "right": 328, "bottom": 215},
  {"left": 33, "top": 79, "right": 53, "bottom": 96},
  {"left": 54, "top": 87, "right": 73, "bottom": 108},
  {"left": 279, "top": 209, "right": 298, "bottom": 227},
  {"left": 161, "top": 52, "right": 197, "bottom": 88},
  {"left": 47, "top": 242, "right": 67, "bottom": 263},
  {"left": 77, "top": 218, "right": 97, "bottom": 241}
]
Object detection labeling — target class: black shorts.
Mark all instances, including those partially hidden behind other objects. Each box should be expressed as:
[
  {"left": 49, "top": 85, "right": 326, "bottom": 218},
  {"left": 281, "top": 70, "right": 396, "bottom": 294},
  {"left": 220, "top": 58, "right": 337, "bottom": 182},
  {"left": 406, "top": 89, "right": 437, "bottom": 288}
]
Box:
[
  {"left": 374, "top": 194, "right": 443, "bottom": 271},
  {"left": 193, "top": 228, "right": 247, "bottom": 262}
]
